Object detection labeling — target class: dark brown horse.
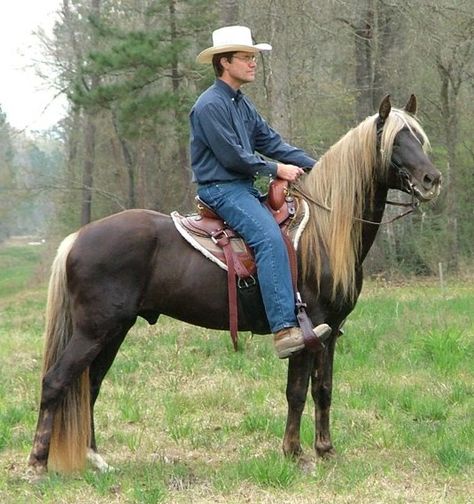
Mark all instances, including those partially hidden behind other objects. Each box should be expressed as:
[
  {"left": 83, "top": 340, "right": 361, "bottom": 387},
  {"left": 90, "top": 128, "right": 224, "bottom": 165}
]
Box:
[{"left": 28, "top": 96, "right": 441, "bottom": 474}]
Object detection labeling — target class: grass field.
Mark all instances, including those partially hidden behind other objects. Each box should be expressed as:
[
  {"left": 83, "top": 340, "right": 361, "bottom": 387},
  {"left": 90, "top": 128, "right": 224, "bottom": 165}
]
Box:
[{"left": 0, "top": 244, "right": 473, "bottom": 503}]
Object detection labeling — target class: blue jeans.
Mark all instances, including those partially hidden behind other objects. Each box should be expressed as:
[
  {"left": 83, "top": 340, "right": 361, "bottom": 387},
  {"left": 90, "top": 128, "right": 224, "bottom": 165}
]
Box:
[{"left": 197, "top": 179, "right": 297, "bottom": 333}]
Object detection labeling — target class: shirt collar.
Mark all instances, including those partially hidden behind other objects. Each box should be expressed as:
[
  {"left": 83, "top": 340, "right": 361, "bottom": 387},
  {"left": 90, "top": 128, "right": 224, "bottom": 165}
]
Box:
[{"left": 215, "top": 79, "right": 244, "bottom": 102}]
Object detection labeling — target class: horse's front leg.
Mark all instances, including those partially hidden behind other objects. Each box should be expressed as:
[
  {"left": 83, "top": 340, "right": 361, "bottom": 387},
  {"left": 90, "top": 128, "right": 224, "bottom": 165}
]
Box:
[
  {"left": 311, "top": 334, "right": 337, "bottom": 457},
  {"left": 282, "top": 351, "right": 314, "bottom": 458}
]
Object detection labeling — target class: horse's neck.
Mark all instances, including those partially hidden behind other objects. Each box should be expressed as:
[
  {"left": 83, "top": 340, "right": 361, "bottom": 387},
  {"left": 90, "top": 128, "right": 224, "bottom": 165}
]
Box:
[{"left": 359, "top": 185, "right": 389, "bottom": 263}]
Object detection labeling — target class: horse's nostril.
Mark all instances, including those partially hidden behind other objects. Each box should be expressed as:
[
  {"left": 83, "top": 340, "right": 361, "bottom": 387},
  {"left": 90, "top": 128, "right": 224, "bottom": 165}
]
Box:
[{"left": 423, "top": 174, "right": 434, "bottom": 187}]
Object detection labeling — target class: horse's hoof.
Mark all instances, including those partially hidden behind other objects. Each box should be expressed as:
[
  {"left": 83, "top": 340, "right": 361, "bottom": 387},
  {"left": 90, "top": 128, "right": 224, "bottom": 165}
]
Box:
[
  {"left": 282, "top": 443, "right": 303, "bottom": 460},
  {"left": 24, "top": 464, "right": 47, "bottom": 483},
  {"left": 316, "top": 444, "right": 336, "bottom": 459},
  {"left": 87, "top": 449, "right": 116, "bottom": 473}
]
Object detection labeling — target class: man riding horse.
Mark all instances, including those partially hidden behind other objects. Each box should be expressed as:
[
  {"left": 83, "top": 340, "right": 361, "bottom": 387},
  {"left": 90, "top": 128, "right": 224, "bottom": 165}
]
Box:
[{"left": 190, "top": 25, "right": 331, "bottom": 358}]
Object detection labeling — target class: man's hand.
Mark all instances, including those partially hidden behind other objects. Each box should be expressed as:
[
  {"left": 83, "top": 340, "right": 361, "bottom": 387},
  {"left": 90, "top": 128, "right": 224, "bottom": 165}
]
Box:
[{"left": 276, "top": 163, "right": 305, "bottom": 181}]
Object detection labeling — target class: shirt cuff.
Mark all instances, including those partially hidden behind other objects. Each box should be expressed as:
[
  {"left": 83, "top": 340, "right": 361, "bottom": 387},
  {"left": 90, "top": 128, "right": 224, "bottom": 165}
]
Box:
[{"left": 262, "top": 161, "right": 278, "bottom": 178}]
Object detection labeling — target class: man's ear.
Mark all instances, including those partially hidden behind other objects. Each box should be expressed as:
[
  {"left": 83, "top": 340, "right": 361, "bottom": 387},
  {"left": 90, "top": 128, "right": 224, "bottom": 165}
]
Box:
[{"left": 220, "top": 55, "right": 231, "bottom": 70}]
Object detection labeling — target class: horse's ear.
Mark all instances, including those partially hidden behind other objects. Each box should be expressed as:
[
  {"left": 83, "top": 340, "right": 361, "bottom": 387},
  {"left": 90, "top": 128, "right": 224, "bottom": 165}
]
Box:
[
  {"left": 379, "top": 95, "right": 391, "bottom": 122},
  {"left": 404, "top": 94, "right": 417, "bottom": 115}
]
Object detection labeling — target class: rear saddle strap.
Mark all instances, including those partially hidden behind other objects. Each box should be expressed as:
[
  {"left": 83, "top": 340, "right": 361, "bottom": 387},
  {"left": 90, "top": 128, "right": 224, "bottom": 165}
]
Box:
[
  {"left": 210, "top": 228, "right": 240, "bottom": 351},
  {"left": 193, "top": 179, "right": 299, "bottom": 351}
]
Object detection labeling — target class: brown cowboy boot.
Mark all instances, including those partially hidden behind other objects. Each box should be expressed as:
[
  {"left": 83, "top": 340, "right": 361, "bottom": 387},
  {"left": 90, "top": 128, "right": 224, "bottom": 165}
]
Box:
[{"left": 273, "top": 324, "right": 331, "bottom": 359}]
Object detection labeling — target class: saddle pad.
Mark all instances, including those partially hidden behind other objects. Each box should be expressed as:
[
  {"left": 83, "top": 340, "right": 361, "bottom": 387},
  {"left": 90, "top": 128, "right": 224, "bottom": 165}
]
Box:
[{"left": 171, "top": 198, "right": 310, "bottom": 272}]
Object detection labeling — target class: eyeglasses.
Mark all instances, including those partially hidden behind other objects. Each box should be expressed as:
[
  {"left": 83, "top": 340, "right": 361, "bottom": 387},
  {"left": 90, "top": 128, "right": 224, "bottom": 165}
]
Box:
[{"left": 232, "top": 55, "right": 257, "bottom": 64}]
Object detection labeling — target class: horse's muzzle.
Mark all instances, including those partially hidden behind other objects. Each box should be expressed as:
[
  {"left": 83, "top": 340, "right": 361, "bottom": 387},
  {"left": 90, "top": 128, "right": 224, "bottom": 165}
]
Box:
[{"left": 412, "top": 172, "right": 442, "bottom": 202}]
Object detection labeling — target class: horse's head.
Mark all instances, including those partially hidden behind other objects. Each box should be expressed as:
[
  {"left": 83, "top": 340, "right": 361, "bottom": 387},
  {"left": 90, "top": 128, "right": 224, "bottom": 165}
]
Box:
[{"left": 377, "top": 95, "right": 442, "bottom": 202}]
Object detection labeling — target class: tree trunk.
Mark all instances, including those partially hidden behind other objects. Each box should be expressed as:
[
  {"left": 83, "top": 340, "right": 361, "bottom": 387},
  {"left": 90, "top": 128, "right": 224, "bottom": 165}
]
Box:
[
  {"left": 438, "top": 61, "right": 460, "bottom": 272},
  {"left": 372, "top": 0, "right": 396, "bottom": 109},
  {"left": 169, "top": 0, "right": 192, "bottom": 209},
  {"left": 80, "top": 0, "right": 101, "bottom": 226},
  {"left": 353, "top": 6, "right": 374, "bottom": 121},
  {"left": 81, "top": 111, "right": 97, "bottom": 225},
  {"left": 265, "top": 0, "right": 291, "bottom": 138},
  {"left": 111, "top": 111, "right": 136, "bottom": 209},
  {"left": 219, "top": 0, "right": 239, "bottom": 25}
]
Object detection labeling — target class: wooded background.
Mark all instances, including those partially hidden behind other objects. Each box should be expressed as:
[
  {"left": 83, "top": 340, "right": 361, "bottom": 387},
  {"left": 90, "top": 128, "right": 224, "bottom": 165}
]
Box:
[{"left": 0, "top": 0, "right": 473, "bottom": 277}]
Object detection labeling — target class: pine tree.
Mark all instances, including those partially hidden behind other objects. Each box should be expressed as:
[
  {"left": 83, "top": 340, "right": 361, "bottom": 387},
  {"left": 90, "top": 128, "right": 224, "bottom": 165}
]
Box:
[{"left": 70, "top": 0, "right": 217, "bottom": 210}]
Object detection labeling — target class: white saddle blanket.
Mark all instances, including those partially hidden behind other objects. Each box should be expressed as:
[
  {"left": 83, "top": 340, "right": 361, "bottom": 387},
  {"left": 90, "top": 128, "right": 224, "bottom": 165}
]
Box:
[{"left": 171, "top": 199, "right": 310, "bottom": 272}]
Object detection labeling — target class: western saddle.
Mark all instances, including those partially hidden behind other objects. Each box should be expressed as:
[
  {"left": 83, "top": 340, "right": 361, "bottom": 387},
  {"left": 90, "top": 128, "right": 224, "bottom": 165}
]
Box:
[{"left": 176, "top": 179, "right": 325, "bottom": 352}]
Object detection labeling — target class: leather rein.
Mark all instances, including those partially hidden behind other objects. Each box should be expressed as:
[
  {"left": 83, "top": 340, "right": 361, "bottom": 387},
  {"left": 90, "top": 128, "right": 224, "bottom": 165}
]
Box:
[
  {"left": 293, "top": 164, "right": 420, "bottom": 227},
  {"left": 293, "top": 118, "right": 421, "bottom": 226}
]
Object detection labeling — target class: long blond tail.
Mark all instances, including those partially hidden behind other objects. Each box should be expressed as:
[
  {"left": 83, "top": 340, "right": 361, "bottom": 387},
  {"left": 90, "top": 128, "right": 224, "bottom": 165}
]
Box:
[{"left": 41, "top": 232, "right": 91, "bottom": 473}]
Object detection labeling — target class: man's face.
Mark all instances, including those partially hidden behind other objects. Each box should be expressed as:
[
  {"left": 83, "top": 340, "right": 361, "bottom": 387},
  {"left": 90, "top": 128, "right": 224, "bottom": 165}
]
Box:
[{"left": 222, "top": 52, "right": 257, "bottom": 86}]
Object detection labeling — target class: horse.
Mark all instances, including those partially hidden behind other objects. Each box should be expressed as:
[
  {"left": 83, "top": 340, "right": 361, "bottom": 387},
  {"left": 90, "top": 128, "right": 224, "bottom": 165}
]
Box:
[{"left": 28, "top": 95, "right": 441, "bottom": 474}]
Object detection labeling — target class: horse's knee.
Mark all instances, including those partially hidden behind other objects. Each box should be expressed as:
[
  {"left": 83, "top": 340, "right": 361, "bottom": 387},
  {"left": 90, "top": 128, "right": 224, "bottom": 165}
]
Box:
[{"left": 286, "top": 387, "right": 307, "bottom": 411}]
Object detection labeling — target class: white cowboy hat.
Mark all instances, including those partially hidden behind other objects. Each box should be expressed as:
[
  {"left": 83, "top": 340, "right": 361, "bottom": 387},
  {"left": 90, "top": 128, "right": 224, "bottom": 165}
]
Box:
[{"left": 196, "top": 25, "right": 272, "bottom": 64}]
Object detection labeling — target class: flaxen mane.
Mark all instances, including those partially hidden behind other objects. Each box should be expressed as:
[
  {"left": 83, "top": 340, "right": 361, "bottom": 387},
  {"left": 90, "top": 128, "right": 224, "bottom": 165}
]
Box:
[{"left": 299, "top": 109, "right": 430, "bottom": 302}]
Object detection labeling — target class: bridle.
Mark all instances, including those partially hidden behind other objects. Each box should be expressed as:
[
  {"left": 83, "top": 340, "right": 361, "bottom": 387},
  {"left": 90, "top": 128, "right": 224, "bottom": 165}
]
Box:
[
  {"left": 293, "top": 117, "right": 421, "bottom": 226},
  {"left": 293, "top": 180, "right": 419, "bottom": 226}
]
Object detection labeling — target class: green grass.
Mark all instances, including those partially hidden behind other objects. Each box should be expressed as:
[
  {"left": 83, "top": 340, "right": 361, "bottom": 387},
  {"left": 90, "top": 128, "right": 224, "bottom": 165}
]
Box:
[
  {"left": 0, "top": 246, "right": 44, "bottom": 298},
  {"left": 0, "top": 244, "right": 473, "bottom": 503}
]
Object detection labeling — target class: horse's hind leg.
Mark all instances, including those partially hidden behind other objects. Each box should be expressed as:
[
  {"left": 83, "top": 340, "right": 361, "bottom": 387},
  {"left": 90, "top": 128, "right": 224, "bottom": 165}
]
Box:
[
  {"left": 87, "top": 319, "right": 136, "bottom": 471},
  {"left": 311, "top": 334, "right": 337, "bottom": 457},
  {"left": 28, "top": 328, "right": 105, "bottom": 474},
  {"left": 282, "top": 351, "right": 314, "bottom": 458},
  {"left": 28, "top": 405, "right": 55, "bottom": 475}
]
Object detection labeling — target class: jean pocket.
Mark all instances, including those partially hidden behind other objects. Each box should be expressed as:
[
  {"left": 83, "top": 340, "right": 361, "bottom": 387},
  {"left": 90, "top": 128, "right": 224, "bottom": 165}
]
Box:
[{"left": 197, "top": 184, "right": 221, "bottom": 208}]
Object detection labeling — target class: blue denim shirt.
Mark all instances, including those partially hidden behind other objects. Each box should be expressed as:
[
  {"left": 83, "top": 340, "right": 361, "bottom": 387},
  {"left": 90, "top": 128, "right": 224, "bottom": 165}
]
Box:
[{"left": 190, "top": 79, "right": 316, "bottom": 184}]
